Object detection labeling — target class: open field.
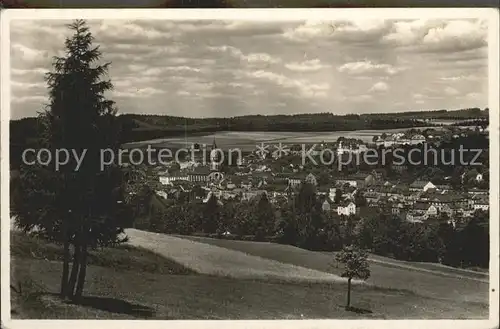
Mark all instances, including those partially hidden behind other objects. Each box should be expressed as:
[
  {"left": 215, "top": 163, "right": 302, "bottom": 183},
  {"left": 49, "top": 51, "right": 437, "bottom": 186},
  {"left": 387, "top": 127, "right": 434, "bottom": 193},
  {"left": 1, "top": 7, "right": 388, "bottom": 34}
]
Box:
[
  {"left": 10, "top": 231, "right": 196, "bottom": 276},
  {"left": 123, "top": 126, "right": 459, "bottom": 151},
  {"left": 10, "top": 229, "right": 489, "bottom": 319},
  {"left": 178, "top": 234, "right": 489, "bottom": 304},
  {"left": 365, "top": 253, "right": 489, "bottom": 279},
  {"left": 13, "top": 257, "right": 487, "bottom": 319},
  {"left": 124, "top": 229, "right": 350, "bottom": 284}
]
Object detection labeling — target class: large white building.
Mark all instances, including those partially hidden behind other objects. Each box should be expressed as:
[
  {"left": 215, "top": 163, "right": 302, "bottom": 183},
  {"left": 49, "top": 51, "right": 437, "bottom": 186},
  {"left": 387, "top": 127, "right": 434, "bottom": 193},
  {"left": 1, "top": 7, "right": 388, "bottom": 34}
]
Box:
[
  {"left": 159, "top": 175, "right": 189, "bottom": 185},
  {"left": 337, "top": 202, "right": 356, "bottom": 216}
]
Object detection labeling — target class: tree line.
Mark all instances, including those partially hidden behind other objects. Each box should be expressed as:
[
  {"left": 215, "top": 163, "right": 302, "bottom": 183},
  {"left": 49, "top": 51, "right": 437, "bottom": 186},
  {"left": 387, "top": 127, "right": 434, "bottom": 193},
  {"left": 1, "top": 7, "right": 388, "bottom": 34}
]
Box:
[
  {"left": 10, "top": 107, "right": 488, "bottom": 151},
  {"left": 136, "top": 182, "right": 489, "bottom": 269}
]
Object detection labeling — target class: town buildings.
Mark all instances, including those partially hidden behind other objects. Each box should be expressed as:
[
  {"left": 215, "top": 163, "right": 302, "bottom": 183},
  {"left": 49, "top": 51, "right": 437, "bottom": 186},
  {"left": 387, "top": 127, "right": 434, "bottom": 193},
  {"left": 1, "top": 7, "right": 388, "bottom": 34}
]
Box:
[{"left": 151, "top": 128, "right": 489, "bottom": 225}]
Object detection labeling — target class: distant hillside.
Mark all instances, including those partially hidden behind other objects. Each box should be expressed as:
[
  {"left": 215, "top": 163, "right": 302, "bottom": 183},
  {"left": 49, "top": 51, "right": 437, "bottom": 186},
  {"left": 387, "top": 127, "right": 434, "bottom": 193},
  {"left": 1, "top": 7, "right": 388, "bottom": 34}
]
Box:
[
  {"left": 117, "top": 107, "right": 488, "bottom": 143},
  {"left": 10, "top": 107, "right": 489, "bottom": 158}
]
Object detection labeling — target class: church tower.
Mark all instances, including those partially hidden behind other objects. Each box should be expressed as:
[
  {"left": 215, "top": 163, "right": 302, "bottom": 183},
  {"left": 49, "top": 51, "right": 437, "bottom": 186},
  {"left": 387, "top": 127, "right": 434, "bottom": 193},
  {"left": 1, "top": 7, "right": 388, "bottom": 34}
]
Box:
[{"left": 210, "top": 137, "right": 220, "bottom": 171}]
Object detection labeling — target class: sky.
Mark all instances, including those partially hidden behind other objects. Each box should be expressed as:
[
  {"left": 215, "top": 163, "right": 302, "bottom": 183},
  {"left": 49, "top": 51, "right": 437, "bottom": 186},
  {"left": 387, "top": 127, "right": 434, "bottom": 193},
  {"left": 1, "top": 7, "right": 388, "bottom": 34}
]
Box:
[{"left": 10, "top": 18, "right": 489, "bottom": 119}]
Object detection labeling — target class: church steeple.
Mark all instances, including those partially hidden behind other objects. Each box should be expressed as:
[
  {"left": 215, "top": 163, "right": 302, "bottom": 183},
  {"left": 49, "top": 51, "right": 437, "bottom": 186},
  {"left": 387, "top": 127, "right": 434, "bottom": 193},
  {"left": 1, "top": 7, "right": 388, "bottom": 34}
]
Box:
[{"left": 210, "top": 136, "right": 220, "bottom": 172}]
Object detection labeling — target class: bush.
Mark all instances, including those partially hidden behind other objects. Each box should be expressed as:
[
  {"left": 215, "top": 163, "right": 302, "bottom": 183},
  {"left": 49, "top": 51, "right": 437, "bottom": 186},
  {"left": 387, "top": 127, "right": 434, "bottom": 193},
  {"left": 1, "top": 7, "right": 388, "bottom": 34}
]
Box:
[{"left": 241, "top": 235, "right": 256, "bottom": 241}]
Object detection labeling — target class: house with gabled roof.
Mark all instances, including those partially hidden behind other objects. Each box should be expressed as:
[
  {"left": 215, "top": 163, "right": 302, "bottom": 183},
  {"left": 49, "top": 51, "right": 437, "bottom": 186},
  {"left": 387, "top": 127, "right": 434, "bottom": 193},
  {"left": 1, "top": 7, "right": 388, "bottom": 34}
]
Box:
[
  {"left": 159, "top": 174, "right": 189, "bottom": 185},
  {"left": 337, "top": 201, "right": 356, "bottom": 216},
  {"left": 410, "top": 180, "right": 436, "bottom": 192},
  {"left": 187, "top": 166, "right": 212, "bottom": 183},
  {"left": 468, "top": 187, "right": 488, "bottom": 195},
  {"left": 322, "top": 199, "right": 332, "bottom": 212},
  {"left": 473, "top": 196, "right": 489, "bottom": 211},
  {"left": 371, "top": 169, "right": 386, "bottom": 181},
  {"left": 305, "top": 173, "right": 318, "bottom": 186},
  {"left": 407, "top": 202, "right": 438, "bottom": 222},
  {"left": 410, "top": 134, "right": 426, "bottom": 145},
  {"left": 364, "top": 191, "right": 379, "bottom": 204}
]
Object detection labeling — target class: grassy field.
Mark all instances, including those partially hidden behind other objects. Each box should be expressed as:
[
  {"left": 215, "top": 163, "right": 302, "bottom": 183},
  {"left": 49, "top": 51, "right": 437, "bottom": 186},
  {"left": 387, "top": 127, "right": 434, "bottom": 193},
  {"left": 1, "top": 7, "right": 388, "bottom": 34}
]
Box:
[
  {"left": 11, "top": 231, "right": 194, "bottom": 275},
  {"left": 123, "top": 126, "right": 451, "bottom": 151},
  {"left": 365, "top": 253, "right": 489, "bottom": 279},
  {"left": 12, "top": 258, "right": 487, "bottom": 319},
  {"left": 178, "top": 235, "right": 489, "bottom": 304},
  {"left": 124, "top": 229, "right": 350, "bottom": 284},
  {"left": 10, "top": 230, "right": 489, "bottom": 319}
]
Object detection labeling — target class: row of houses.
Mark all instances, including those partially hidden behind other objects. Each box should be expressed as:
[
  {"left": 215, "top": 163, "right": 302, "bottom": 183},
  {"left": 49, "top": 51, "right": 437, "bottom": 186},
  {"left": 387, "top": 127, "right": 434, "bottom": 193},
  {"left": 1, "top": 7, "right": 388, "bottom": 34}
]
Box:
[
  {"left": 156, "top": 162, "right": 489, "bottom": 224},
  {"left": 159, "top": 166, "right": 224, "bottom": 185},
  {"left": 374, "top": 134, "right": 426, "bottom": 147}
]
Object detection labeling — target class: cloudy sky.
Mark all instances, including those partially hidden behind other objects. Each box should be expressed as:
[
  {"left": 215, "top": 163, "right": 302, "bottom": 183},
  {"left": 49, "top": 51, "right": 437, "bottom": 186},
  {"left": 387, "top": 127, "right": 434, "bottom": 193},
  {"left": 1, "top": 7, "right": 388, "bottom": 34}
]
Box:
[{"left": 10, "top": 18, "right": 488, "bottom": 119}]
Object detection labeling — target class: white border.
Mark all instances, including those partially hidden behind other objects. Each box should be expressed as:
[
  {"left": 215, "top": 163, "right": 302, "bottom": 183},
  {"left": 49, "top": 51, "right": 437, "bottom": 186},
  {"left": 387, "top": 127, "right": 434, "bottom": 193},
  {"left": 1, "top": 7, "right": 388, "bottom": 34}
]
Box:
[{"left": 1, "top": 8, "right": 499, "bottom": 329}]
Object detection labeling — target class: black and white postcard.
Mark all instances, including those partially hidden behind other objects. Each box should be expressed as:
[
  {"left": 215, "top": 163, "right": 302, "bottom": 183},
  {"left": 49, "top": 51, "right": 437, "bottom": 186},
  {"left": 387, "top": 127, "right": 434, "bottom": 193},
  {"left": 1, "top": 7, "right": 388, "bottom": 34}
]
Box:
[{"left": 1, "top": 8, "right": 499, "bottom": 329}]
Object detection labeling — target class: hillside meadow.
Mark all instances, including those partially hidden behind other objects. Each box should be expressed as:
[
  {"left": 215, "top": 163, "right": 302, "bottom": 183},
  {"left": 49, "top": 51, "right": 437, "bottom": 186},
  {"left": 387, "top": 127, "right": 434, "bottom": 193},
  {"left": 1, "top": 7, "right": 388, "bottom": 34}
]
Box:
[{"left": 10, "top": 229, "right": 489, "bottom": 319}]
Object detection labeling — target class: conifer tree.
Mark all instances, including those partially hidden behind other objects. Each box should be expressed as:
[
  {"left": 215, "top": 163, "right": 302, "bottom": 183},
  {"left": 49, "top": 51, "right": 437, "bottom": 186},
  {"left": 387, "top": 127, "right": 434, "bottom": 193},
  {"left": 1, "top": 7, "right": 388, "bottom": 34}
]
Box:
[{"left": 12, "top": 19, "right": 127, "bottom": 301}]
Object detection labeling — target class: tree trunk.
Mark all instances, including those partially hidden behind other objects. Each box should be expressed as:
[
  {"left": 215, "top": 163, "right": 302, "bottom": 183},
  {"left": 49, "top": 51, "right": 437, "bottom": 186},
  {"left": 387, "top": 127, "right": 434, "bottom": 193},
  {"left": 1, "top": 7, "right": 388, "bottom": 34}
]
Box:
[
  {"left": 347, "top": 278, "right": 352, "bottom": 308},
  {"left": 74, "top": 220, "right": 90, "bottom": 300},
  {"left": 74, "top": 241, "right": 88, "bottom": 300},
  {"left": 68, "top": 242, "right": 81, "bottom": 298},
  {"left": 60, "top": 238, "right": 70, "bottom": 298}
]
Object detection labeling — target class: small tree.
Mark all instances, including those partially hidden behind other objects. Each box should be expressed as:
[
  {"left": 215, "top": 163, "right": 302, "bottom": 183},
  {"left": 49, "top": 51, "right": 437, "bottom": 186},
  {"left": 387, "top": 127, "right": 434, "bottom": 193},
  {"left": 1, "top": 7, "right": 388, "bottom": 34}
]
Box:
[{"left": 335, "top": 245, "right": 371, "bottom": 309}]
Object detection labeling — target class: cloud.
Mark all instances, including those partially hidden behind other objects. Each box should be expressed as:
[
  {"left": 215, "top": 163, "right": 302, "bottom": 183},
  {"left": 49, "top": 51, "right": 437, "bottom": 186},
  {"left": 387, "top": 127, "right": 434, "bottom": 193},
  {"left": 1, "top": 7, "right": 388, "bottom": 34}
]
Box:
[
  {"left": 96, "top": 21, "right": 169, "bottom": 43},
  {"left": 12, "top": 95, "right": 47, "bottom": 104},
  {"left": 282, "top": 21, "right": 332, "bottom": 41},
  {"left": 9, "top": 18, "right": 489, "bottom": 119},
  {"left": 422, "top": 20, "right": 487, "bottom": 53},
  {"left": 331, "top": 20, "right": 392, "bottom": 43},
  {"left": 113, "top": 87, "right": 164, "bottom": 98},
  {"left": 439, "top": 75, "right": 481, "bottom": 82},
  {"left": 11, "top": 81, "right": 45, "bottom": 90},
  {"left": 284, "top": 20, "right": 391, "bottom": 44},
  {"left": 338, "top": 60, "right": 403, "bottom": 76},
  {"left": 207, "top": 45, "right": 281, "bottom": 64},
  {"left": 369, "top": 81, "right": 389, "bottom": 92},
  {"left": 227, "top": 82, "right": 255, "bottom": 89},
  {"left": 11, "top": 43, "right": 51, "bottom": 62},
  {"left": 349, "top": 94, "right": 373, "bottom": 103},
  {"left": 12, "top": 67, "right": 48, "bottom": 77},
  {"left": 242, "top": 70, "right": 330, "bottom": 98},
  {"left": 444, "top": 86, "right": 459, "bottom": 96},
  {"left": 285, "top": 59, "right": 331, "bottom": 72},
  {"left": 383, "top": 19, "right": 487, "bottom": 53},
  {"left": 464, "top": 92, "right": 482, "bottom": 100},
  {"left": 383, "top": 20, "right": 442, "bottom": 46}
]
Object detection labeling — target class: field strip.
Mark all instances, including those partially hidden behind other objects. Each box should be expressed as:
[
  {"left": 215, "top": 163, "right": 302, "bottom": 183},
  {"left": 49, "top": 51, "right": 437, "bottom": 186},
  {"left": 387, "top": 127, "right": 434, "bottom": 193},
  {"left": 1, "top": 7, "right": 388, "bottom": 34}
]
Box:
[
  {"left": 124, "top": 229, "right": 361, "bottom": 284},
  {"left": 367, "top": 257, "right": 489, "bottom": 283}
]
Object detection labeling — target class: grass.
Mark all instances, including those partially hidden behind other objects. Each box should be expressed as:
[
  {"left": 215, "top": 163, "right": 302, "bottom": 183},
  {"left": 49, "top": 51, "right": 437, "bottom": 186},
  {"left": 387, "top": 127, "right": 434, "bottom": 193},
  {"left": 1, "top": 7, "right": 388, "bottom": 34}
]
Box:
[
  {"left": 177, "top": 234, "right": 489, "bottom": 304},
  {"left": 10, "top": 229, "right": 489, "bottom": 319},
  {"left": 365, "top": 253, "right": 489, "bottom": 280},
  {"left": 12, "top": 258, "right": 488, "bottom": 319},
  {"left": 124, "top": 229, "right": 348, "bottom": 284},
  {"left": 11, "top": 231, "right": 195, "bottom": 275}
]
